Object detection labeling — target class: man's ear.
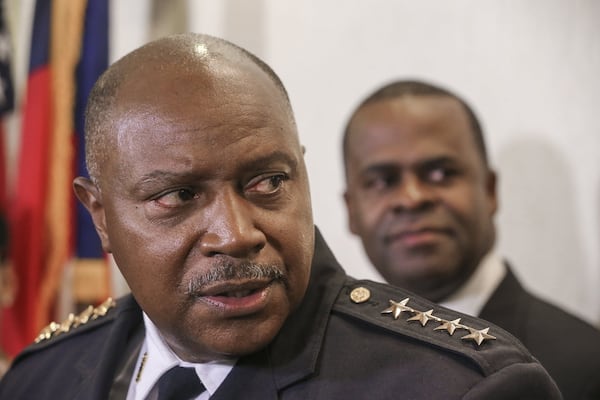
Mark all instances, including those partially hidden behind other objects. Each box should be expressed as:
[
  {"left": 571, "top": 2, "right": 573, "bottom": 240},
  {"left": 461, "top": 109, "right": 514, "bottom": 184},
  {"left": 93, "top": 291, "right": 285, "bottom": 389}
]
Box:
[
  {"left": 486, "top": 169, "right": 498, "bottom": 216},
  {"left": 343, "top": 190, "right": 359, "bottom": 235},
  {"left": 73, "top": 177, "right": 112, "bottom": 253}
]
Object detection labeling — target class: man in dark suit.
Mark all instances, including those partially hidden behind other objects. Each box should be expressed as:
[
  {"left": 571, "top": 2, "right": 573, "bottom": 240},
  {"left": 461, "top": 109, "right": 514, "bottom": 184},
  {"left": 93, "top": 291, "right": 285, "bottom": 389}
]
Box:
[
  {"left": 0, "top": 35, "right": 561, "bottom": 399},
  {"left": 342, "top": 79, "right": 600, "bottom": 400}
]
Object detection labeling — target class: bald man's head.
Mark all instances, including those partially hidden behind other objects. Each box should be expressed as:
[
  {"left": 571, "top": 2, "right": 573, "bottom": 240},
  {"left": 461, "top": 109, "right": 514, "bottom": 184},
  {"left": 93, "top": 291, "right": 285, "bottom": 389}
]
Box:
[{"left": 84, "top": 33, "right": 294, "bottom": 183}]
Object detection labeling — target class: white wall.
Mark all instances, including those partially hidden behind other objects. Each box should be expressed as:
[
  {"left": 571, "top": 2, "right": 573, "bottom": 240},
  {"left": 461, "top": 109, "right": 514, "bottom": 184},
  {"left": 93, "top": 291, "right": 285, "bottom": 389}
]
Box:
[{"left": 11, "top": 0, "right": 600, "bottom": 325}]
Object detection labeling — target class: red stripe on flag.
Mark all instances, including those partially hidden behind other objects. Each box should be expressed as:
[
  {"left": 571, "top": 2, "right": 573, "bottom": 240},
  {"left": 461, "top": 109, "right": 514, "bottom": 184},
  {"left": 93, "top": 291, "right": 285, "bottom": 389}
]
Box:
[{"left": 3, "top": 66, "right": 52, "bottom": 356}]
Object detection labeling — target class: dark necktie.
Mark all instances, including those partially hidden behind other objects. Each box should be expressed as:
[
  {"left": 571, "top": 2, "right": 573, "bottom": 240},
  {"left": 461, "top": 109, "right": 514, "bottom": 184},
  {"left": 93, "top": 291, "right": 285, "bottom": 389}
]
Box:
[{"left": 157, "top": 366, "right": 205, "bottom": 400}]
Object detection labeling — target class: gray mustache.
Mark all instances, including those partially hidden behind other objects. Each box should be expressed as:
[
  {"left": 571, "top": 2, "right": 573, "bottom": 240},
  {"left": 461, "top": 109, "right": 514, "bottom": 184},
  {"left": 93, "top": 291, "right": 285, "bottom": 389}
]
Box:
[{"left": 185, "top": 260, "right": 286, "bottom": 295}]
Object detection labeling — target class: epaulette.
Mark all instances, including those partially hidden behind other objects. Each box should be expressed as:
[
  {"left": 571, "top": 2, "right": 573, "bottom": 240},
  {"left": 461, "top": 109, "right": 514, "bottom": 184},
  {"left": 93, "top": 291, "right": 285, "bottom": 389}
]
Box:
[
  {"left": 33, "top": 297, "right": 117, "bottom": 345},
  {"left": 333, "top": 279, "right": 533, "bottom": 376}
]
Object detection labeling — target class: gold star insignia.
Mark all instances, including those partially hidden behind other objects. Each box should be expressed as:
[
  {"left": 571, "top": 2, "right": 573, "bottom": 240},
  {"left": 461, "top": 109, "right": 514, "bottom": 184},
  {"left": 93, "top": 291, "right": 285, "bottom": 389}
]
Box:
[
  {"left": 381, "top": 298, "right": 411, "bottom": 319},
  {"left": 381, "top": 297, "right": 497, "bottom": 348},
  {"left": 461, "top": 327, "right": 497, "bottom": 346},
  {"left": 407, "top": 309, "right": 435, "bottom": 326},
  {"left": 434, "top": 318, "right": 462, "bottom": 335}
]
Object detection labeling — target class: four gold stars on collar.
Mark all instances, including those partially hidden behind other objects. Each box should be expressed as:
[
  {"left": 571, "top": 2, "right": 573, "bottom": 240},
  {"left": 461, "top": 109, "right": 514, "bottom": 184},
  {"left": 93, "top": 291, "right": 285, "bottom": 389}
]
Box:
[{"left": 382, "top": 298, "right": 496, "bottom": 346}]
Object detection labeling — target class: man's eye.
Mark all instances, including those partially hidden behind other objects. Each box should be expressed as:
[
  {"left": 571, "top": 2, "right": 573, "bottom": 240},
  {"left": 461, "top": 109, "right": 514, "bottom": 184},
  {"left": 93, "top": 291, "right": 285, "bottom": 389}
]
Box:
[
  {"left": 427, "top": 167, "right": 454, "bottom": 183},
  {"left": 154, "top": 189, "right": 197, "bottom": 207},
  {"left": 363, "top": 174, "right": 398, "bottom": 191},
  {"left": 247, "top": 174, "right": 287, "bottom": 195}
]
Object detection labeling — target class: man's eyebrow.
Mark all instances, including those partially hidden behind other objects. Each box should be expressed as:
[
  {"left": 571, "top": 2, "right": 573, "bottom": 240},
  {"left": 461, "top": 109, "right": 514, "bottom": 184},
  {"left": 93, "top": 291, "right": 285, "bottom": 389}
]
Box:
[
  {"left": 361, "top": 155, "right": 458, "bottom": 175},
  {"left": 132, "top": 151, "right": 299, "bottom": 191},
  {"left": 361, "top": 163, "right": 398, "bottom": 176},
  {"left": 133, "top": 171, "right": 193, "bottom": 192},
  {"left": 418, "top": 155, "right": 459, "bottom": 168},
  {"left": 236, "top": 150, "right": 299, "bottom": 172}
]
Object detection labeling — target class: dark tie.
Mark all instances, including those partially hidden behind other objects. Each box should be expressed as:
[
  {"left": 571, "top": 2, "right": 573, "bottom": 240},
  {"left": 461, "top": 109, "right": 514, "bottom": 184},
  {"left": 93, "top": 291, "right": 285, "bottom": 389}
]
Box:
[{"left": 157, "top": 366, "right": 205, "bottom": 400}]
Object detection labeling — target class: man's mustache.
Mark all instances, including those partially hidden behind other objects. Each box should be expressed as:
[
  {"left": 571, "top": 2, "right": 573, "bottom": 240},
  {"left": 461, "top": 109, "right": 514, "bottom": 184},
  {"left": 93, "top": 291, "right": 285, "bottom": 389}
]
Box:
[{"left": 185, "top": 259, "right": 287, "bottom": 295}]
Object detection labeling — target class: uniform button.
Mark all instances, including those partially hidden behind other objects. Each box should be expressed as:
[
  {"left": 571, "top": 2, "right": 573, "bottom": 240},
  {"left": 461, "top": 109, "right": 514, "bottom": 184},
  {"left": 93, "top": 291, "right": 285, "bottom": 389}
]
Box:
[{"left": 350, "top": 287, "right": 371, "bottom": 304}]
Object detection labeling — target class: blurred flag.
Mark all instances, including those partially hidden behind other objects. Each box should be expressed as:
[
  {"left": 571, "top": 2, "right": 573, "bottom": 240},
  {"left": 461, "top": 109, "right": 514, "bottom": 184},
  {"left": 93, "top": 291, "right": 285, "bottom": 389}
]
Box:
[
  {"left": 2, "top": 0, "right": 108, "bottom": 356},
  {"left": 0, "top": 0, "right": 16, "bottom": 358},
  {"left": 0, "top": 1, "right": 15, "bottom": 212}
]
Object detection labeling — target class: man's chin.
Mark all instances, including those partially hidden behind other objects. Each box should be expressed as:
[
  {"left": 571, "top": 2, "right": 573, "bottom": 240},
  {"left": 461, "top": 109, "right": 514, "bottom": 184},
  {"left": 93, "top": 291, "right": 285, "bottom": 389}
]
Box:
[{"left": 172, "top": 313, "right": 287, "bottom": 363}]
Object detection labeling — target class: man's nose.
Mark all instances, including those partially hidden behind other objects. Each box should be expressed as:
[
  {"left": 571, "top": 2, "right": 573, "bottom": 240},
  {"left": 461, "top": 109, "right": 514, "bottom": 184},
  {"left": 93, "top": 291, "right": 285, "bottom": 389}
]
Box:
[
  {"left": 199, "top": 188, "right": 266, "bottom": 258},
  {"left": 390, "top": 174, "right": 433, "bottom": 212}
]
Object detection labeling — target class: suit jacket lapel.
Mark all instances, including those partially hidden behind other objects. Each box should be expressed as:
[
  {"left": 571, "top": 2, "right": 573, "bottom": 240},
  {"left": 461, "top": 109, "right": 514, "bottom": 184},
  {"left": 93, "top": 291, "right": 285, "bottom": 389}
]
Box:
[{"left": 479, "top": 264, "right": 530, "bottom": 338}]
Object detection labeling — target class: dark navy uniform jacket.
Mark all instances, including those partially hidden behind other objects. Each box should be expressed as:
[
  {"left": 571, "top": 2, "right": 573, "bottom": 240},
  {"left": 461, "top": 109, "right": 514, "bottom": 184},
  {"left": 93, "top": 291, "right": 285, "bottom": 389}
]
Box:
[{"left": 0, "top": 229, "right": 562, "bottom": 399}]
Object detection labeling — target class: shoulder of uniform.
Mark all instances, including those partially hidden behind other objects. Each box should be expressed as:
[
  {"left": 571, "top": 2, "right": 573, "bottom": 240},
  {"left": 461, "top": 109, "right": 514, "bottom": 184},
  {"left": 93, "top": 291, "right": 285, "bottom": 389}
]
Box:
[
  {"left": 19, "top": 297, "right": 119, "bottom": 356},
  {"left": 333, "top": 279, "right": 536, "bottom": 376}
]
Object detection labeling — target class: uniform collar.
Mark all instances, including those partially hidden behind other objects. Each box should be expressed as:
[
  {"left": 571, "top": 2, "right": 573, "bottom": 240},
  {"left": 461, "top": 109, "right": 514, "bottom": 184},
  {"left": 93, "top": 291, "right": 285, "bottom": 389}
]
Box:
[
  {"left": 267, "top": 227, "right": 346, "bottom": 388},
  {"left": 440, "top": 251, "right": 506, "bottom": 317},
  {"left": 127, "top": 314, "right": 235, "bottom": 399}
]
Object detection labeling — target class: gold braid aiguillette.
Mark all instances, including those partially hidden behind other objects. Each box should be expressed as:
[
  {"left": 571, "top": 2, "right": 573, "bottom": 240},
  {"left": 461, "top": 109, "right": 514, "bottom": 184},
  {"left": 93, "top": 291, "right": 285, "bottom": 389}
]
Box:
[{"left": 35, "top": 298, "right": 117, "bottom": 343}]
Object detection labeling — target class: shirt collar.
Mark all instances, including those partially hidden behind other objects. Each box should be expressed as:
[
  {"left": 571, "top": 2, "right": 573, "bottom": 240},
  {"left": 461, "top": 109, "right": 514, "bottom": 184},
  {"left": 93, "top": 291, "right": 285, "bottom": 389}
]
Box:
[
  {"left": 440, "top": 250, "right": 506, "bottom": 317},
  {"left": 128, "top": 313, "right": 236, "bottom": 400}
]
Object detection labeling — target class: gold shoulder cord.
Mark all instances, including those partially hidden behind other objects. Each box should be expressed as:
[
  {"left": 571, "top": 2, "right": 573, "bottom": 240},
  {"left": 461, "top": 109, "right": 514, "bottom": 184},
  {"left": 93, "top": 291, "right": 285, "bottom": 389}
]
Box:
[{"left": 35, "top": 298, "right": 117, "bottom": 343}]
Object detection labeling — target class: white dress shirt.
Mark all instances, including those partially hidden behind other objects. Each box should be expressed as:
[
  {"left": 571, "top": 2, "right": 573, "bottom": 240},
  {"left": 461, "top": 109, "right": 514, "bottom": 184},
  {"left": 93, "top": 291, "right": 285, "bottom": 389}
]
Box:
[
  {"left": 126, "top": 313, "right": 236, "bottom": 400},
  {"left": 440, "top": 250, "right": 507, "bottom": 317}
]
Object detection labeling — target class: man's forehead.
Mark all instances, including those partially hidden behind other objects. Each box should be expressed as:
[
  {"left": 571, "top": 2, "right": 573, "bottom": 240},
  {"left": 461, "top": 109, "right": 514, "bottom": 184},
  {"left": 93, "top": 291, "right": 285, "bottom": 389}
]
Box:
[
  {"left": 348, "top": 103, "right": 480, "bottom": 167},
  {"left": 105, "top": 72, "right": 299, "bottom": 167},
  {"left": 116, "top": 57, "right": 228, "bottom": 100},
  {"left": 349, "top": 96, "right": 472, "bottom": 146},
  {"left": 358, "top": 95, "right": 467, "bottom": 124},
  {"left": 113, "top": 47, "right": 285, "bottom": 114}
]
